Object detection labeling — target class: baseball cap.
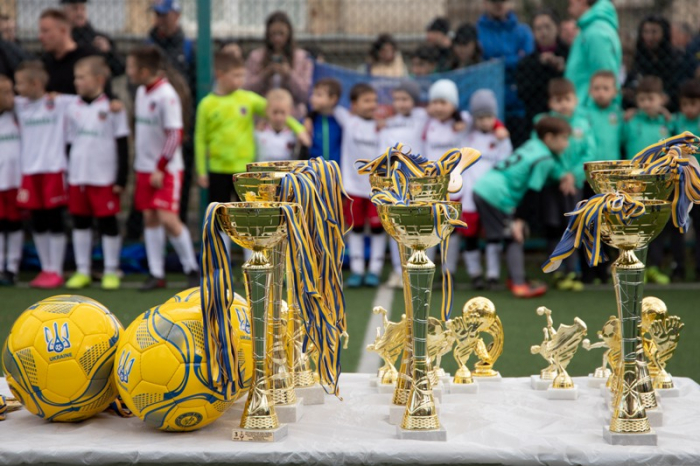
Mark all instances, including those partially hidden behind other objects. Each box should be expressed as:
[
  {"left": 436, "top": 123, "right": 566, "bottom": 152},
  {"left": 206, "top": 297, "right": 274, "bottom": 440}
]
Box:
[{"left": 152, "top": 0, "right": 181, "bottom": 14}]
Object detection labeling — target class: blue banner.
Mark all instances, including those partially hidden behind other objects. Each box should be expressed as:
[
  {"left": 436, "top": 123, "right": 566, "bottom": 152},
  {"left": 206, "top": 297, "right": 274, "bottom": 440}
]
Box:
[{"left": 312, "top": 60, "right": 505, "bottom": 119}]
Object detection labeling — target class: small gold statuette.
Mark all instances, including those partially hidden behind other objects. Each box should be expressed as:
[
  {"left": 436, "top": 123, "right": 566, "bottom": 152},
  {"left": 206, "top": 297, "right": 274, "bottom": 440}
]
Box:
[
  {"left": 366, "top": 306, "right": 406, "bottom": 386},
  {"left": 530, "top": 307, "right": 587, "bottom": 397},
  {"left": 427, "top": 317, "right": 454, "bottom": 384},
  {"left": 582, "top": 316, "right": 619, "bottom": 388},
  {"left": 641, "top": 297, "right": 684, "bottom": 392},
  {"left": 469, "top": 298, "right": 503, "bottom": 379}
]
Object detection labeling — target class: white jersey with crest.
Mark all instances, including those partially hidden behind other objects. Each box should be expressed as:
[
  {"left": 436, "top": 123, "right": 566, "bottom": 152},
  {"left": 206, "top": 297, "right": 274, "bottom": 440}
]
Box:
[
  {"left": 334, "top": 106, "right": 378, "bottom": 198},
  {"left": 378, "top": 107, "right": 429, "bottom": 158},
  {"left": 423, "top": 110, "right": 473, "bottom": 161},
  {"left": 14, "top": 94, "right": 75, "bottom": 175},
  {"left": 0, "top": 111, "right": 21, "bottom": 190},
  {"left": 459, "top": 129, "right": 512, "bottom": 212},
  {"left": 134, "top": 78, "right": 183, "bottom": 173},
  {"left": 66, "top": 95, "right": 130, "bottom": 186},
  {"left": 255, "top": 125, "right": 297, "bottom": 162}
]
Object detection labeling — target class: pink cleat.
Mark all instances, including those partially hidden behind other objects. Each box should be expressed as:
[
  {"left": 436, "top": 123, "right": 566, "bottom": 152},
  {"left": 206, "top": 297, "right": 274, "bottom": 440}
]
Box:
[{"left": 30, "top": 271, "right": 64, "bottom": 289}]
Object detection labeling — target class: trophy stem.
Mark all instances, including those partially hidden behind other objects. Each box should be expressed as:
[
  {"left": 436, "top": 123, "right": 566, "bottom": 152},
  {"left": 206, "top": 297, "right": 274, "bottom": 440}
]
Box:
[
  {"left": 267, "top": 240, "right": 297, "bottom": 405},
  {"left": 401, "top": 249, "right": 440, "bottom": 430},
  {"left": 393, "top": 243, "right": 413, "bottom": 406},
  {"left": 609, "top": 249, "right": 652, "bottom": 434},
  {"left": 240, "top": 252, "right": 279, "bottom": 430}
]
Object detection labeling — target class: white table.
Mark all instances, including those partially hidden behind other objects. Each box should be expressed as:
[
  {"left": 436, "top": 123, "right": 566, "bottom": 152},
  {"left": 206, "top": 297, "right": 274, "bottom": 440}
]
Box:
[{"left": 2, "top": 374, "right": 700, "bottom": 465}]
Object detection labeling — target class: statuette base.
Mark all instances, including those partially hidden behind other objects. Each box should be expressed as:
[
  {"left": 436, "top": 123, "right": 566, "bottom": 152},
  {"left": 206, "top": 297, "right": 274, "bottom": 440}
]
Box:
[
  {"left": 603, "top": 425, "right": 657, "bottom": 446},
  {"left": 232, "top": 424, "right": 288, "bottom": 442},
  {"left": 546, "top": 386, "right": 578, "bottom": 400},
  {"left": 531, "top": 375, "right": 553, "bottom": 391},
  {"left": 396, "top": 424, "right": 447, "bottom": 442},
  {"left": 275, "top": 399, "right": 304, "bottom": 423},
  {"left": 296, "top": 385, "right": 325, "bottom": 405}
]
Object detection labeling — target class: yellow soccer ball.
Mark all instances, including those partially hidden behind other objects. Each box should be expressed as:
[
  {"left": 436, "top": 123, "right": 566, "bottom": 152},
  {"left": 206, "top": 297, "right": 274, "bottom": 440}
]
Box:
[
  {"left": 114, "top": 299, "right": 252, "bottom": 431},
  {"left": 1, "top": 295, "right": 123, "bottom": 422},
  {"left": 166, "top": 287, "right": 247, "bottom": 306}
]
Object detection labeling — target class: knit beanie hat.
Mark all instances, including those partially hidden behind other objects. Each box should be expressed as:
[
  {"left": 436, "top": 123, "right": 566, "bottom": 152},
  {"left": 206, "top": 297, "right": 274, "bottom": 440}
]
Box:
[
  {"left": 469, "top": 89, "right": 498, "bottom": 118},
  {"left": 428, "top": 79, "right": 459, "bottom": 108},
  {"left": 394, "top": 80, "right": 422, "bottom": 104}
]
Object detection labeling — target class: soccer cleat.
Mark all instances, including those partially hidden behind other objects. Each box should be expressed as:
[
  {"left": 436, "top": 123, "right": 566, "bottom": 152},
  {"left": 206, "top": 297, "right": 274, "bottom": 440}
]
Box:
[
  {"left": 186, "top": 270, "right": 200, "bottom": 288},
  {"left": 646, "top": 266, "right": 670, "bottom": 285},
  {"left": 66, "top": 272, "right": 92, "bottom": 289},
  {"left": 346, "top": 273, "right": 363, "bottom": 288},
  {"left": 364, "top": 272, "right": 380, "bottom": 288},
  {"left": 101, "top": 273, "right": 121, "bottom": 290},
  {"left": 30, "top": 271, "right": 64, "bottom": 289},
  {"left": 385, "top": 271, "right": 403, "bottom": 289},
  {"left": 0, "top": 271, "right": 15, "bottom": 286},
  {"left": 471, "top": 275, "right": 486, "bottom": 290},
  {"left": 486, "top": 277, "right": 499, "bottom": 290},
  {"left": 510, "top": 282, "right": 547, "bottom": 298},
  {"left": 139, "top": 275, "right": 166, "bottom": 291}
]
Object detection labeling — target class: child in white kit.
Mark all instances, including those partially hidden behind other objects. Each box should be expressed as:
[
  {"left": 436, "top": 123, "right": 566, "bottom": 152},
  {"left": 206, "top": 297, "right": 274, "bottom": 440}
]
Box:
[
  {"left": 0, "top": 75, "right": 22, "bottom": 286},
  {"left": 447, "top": 89, "right": 512, "bottom": 289},
  {"left": 255, "top": 89, "right": 300, "bottom": 162},
  {"left": 378, "top": 79, "right": 428, "bottom": 288},
  {"left": 423, "top": 79, "right": 472, "bottom": 162}
]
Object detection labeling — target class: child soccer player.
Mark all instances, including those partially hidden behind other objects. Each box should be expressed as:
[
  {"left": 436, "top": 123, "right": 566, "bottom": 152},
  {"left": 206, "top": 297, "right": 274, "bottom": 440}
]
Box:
[
  {"left": 337, "top": 83, "right": 384, "bottom": 288},
  {"left": 622, "top": 76, "right": 673, "bottom": 284},
  {"left": 588, "top": 71, "right": 623, "bottom": 161},
  {"left": 195, "top": 51, "right": 307, "bottom": 202},
  {"left": 307, "top": 78, "right": 342, "bottom": 164},
  {"left": 126, "top": 45, "right": 199, "bottom": 291},
  {"left": 255, "top": 89, "right": 300, "bottom": 162},
  {"left": 65, "top": 57, "right": 129, "bottom": 290},
  {"left": 0, "top": 75, "right": 22, "bottom": 286},
  {"left": 424, "top": 79, "right": 472, "bottom": 161},
  {"left": 379, "top": 79, "right": 427, "bottom": 288},
  {"left": 14, "top": 60, "right": 73, "bottom": 289},
  {"left": 473, "top": 116, "right": 571, "bottom": 298},
  {"left": 449, "top": 89, "right": 512, "bottom": 289},
  {"left": 538, "top": 78, "right": 596, "bottom": 292}
]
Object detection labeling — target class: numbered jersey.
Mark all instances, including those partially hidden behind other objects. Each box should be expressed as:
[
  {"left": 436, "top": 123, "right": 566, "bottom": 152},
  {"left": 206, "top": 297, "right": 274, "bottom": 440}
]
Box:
[{"left": 473, "top": 137, "right": 556, "bottom": 214}]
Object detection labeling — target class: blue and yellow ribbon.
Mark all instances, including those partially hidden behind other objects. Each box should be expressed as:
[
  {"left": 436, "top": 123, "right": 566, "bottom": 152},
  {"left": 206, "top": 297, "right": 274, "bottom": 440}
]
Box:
[
  {"left": 0, "top": 395, "right": 6, "bottom": 421},
  {"left": 542, "top": 193, "right": 646, "bottom": 273}
]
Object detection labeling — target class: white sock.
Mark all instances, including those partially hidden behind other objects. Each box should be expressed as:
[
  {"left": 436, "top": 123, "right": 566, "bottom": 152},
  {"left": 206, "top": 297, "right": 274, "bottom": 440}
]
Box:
[
  {"left": 445, "top": 235, "right": 461, "bottom": 275},
  {"left": 49, "top": 234, "right": 67, "bottom": 275},
  {"left": 6, "top": 231, "right": 22, "bottom": 274},
  {"left": 368, "top": 233, "right": 387, "bottom": 275},
  {"left": 348, "top": 232, "right": 365, "bottom": 275},
  {"left": 486, "top": 243, "right": 502, "bottom": 280},
  {"left": 0, "top": 233, "right": 5, "bottom": 271},
  {"left": 390, "top": 240, "right": 402, "bottom": 274},
  {"left": 169, "top": 227, "right": 198, "bottom": 273},
  {"left": 34, "top": 232, "right": 51, "bottom": 272},
  {"left": 145, "top": 226, "right": 166, "bottom": 279},
  {"left": 464, "top": 250, "right": 482, "bottom": 278},
  {"left": 72, "top": 228, "right": 92, "bottom": 276},
  {"left": 102, "top": 235, "right": 121, "bottom": 274}
]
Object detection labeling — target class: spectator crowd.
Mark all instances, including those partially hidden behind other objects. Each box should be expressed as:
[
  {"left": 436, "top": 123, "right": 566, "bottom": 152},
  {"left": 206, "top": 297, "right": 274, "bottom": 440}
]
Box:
[{"left": 1, "top": 0, "right": 700, "bottom": 297}]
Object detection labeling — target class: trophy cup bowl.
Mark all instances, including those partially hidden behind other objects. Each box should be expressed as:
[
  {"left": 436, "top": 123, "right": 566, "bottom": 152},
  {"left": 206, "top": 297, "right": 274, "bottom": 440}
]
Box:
[
  {"left": 583, "top": 160, "right": 632, "bottom": 186},
  {"left": 217, "top": 203, "right": 290, "bottom": 252},
  {"left": 588, "top": 170, "right": 675, "bottom": 201},
  {"left": 246, "top": 160, "right": 307, "bottom": 173},
  {"left": 378, "top": 202, "right": 461, "bottom": 252},
  {"left": 369, "top": 174, "right": 450, "bottom": 202},
  {"left": 600, "top": 200, "right": 672, "bottom": 250},
  {"left": 233, "top": 172, "right": 290, "bottom": 203}
]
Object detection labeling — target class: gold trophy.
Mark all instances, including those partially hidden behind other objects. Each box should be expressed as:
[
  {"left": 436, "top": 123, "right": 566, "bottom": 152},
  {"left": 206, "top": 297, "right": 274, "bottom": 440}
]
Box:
[
  {"left": 641, "top": 297, "right": 684, "bottom": 394},
  {"left": 427, "top": 317, "right": 454, "bottom": 385},
  {"left": 445, "top": 309, "right": 482, "bottom": 391},
  {"left": 530, "top": 307, "right": 587, "bottom": 399},
  {"left": 468, "top": 298, "right": 504, "bottom": 380},
  {"left": 219, "top": 202, "right": 297, "bottom": 441},
  {"left": 378, "top": 202, "right": 462, "bottom": 440},
  {"left": 366, "top": 306, "right": 406, "bottom": 387},
  {"left": 582, "top": 316, "right": 619, "bottom": 388}
]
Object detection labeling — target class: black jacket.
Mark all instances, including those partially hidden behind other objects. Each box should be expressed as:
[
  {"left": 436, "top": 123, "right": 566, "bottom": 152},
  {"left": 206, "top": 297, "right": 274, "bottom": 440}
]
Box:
[
  {"left": 72, "top": 22, "right": 124, "bottom": 77},
  {"left": 42, "top": 45, "right": 100, "bottom": 94},
  {"left": 147, "top": 27, "right": 196, "bottom": 98},
  {"left": 0, "top": 39, "right": 31, "bottom": 80}
]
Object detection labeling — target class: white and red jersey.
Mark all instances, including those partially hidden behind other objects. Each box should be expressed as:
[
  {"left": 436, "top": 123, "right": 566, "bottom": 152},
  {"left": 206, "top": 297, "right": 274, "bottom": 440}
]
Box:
[
  {"left": 66, "top": 94, "right": 129, "bottom": 186},
  {"left": 254, "top": 125, "right": 297, "bottom": 162},
  {"left": 134, "top": 78, "right": 183, "bottom": 174},
  {"left": 0, "top": 111, "right": 21, "bottom": 190},
  {"left": 423, "top": 111, "right": 473, "bottom": 161},
  {"left": 459, "top": 129, "right": 512, "bottom": 212},
  {"left": 378, "top": 107, "right": 428, "bottom": 159},
  {"left": 14, "top": 94, "right": 75, "bottom": 175},
  {"left": 335, "top": 106, "right": 379, "bottom": 198}
]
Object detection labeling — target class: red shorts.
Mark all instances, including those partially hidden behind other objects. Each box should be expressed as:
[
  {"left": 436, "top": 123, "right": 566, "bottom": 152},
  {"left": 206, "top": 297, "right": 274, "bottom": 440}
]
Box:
[
  {"left": 0, "top": 189, "right": 21, "bottom": 221},
  {"left": 68, "top": 185, "right": 120, "bottom": 218},
  {"left": 458, "top": 211, "right": 481, "bottom": 238},
  {"left": 17, "top": 173, "right": 67, "bottom": 210},
  {"left": 134, "top": 171, "right": 182, "bottom": 213},
  {"left": 344, "top": 195, "right": 381, "bottom": 230}
]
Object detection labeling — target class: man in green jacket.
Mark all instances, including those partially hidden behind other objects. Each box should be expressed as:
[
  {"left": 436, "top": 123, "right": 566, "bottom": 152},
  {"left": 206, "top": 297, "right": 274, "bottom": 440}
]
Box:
[{"left": 564, "top": 0, "right": 622, "bottom": 107}]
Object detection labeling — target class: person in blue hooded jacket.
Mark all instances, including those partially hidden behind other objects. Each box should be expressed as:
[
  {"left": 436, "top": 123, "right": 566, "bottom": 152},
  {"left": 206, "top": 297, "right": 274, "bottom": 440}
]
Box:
[{"left": 477, "top": 0, "right": 535, "bottom": 147}]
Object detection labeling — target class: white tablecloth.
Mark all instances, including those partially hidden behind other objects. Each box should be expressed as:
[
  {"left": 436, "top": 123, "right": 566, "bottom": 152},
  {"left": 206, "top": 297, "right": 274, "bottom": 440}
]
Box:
[{"left": 1, "top": 374, "right": 700, "bottom": 465}]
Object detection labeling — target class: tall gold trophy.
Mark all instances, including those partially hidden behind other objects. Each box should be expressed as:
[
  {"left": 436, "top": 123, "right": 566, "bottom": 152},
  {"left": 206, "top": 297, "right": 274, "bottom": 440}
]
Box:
[
  {"left": 218, "top": 202, "right": 297, "bottom": 441},
  {"left": 378, "top": 202, "right": 462, "bottom": 440}
]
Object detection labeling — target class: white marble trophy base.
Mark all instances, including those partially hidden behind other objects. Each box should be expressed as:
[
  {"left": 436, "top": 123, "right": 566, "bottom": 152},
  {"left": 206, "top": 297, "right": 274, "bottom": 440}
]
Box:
[
  {"left": 295, "top": 384, "right": 325, "bottom": 405},
  {"left": 603, "top": 426, "right": 657, "bottom": 446},
  {"left": 656, "top": 387, "right": 680, "bottom": 398},
  {"left": 530, "top": 375, "right": 553, "bottom": 391},
  {"left": 445, "top": 380, "right": 479, "bottom": 394},
  {"left": 546, "top": 386, "right": 578, "bottom": 400},
  {"left": 439, "top": 374, "right": 452, "bottom": 385},
  {"left": 588, "top": 374, "right": 609, "bottom": 388},
  {"left": 473, "top": 373, "right": 502, "bottom": 383},
  {"left": 396, "top": 424, "right": 447, "bottom": 442},
  {"left": 377, "top": 383, "right": 396, "bottom": 394},
  {"left": 646, "top": 405, "right": 664, "bottom": 427},
  {"left": 369, "top": 376, "right": 378, "bottom": 388},
  {"left": 275, "top": 399, "right": 304, "bottom": 423},
  {"left": 389, "top": 400, "right": 441, "bottom": 425},
  {"left": 232, "top": 424, "right": 288, "bottom": 442},
  {"left": 432, "top": 384, "right": 444, "bottom": 403}
]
